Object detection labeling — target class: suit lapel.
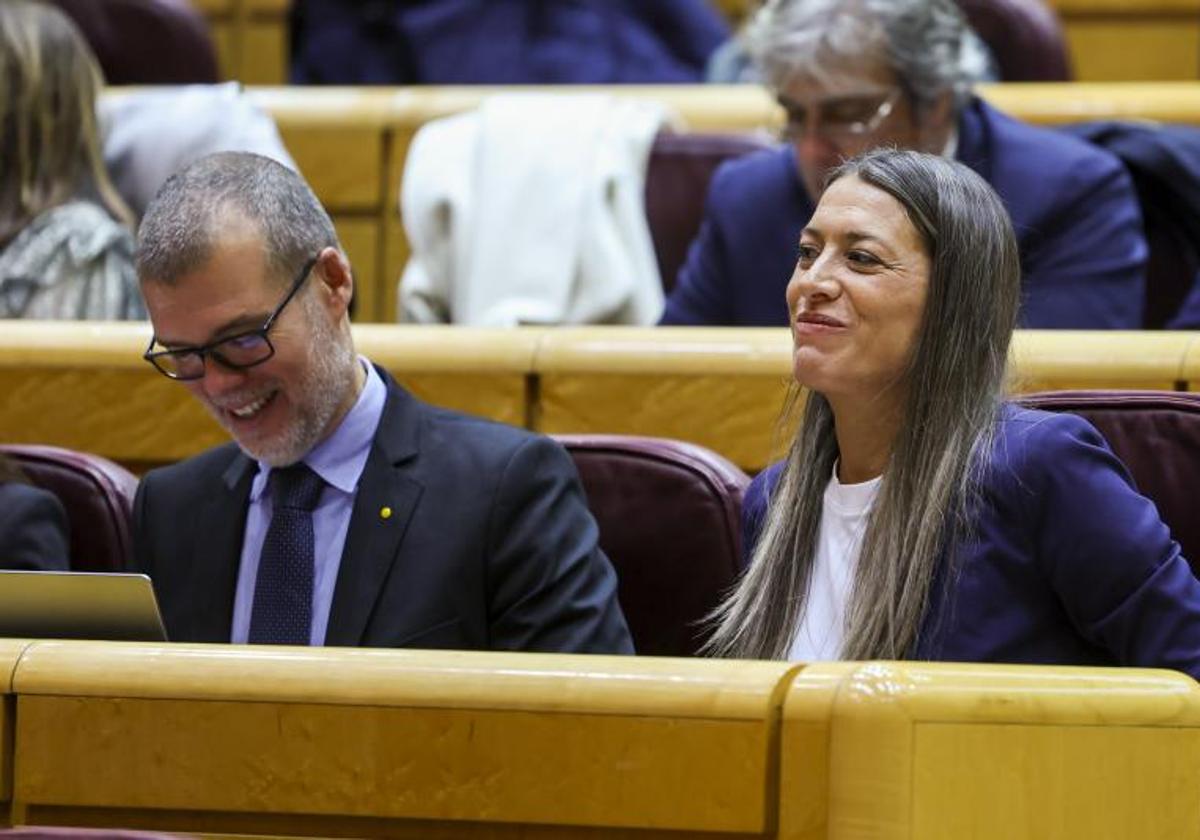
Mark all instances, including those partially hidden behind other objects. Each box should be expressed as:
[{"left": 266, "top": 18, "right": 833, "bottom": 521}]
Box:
[
  {"left": 325, "top": 374, "right": 423, "bottom": 647},
  {"left": 188, "top": 451, "right": 256, "bottom": 642}
]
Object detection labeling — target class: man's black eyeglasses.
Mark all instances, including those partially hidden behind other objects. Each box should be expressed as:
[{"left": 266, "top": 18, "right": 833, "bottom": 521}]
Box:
[{"left": 143, "top": 256, "right": 318, "bottom": 381}]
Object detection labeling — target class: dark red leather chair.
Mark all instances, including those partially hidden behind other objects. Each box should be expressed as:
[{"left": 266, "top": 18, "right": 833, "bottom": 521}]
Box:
[
  {"left": 955, "top": 0, "right": 1072, "bottom": 82},
  {"left": 1019, "top": 391, "right": 1200, "bottom": 571},
  {"left": 644, "top": 131, "right": 772, "bottom": 293},
  {"left": 555, "top": 435, "right": 750, "bottom": 656},
  {"left": 46, "top": 0, "right": 219, "bottom": 84},
  {"left": 0, "top": 445, "right": 138, "bottom": 573}
]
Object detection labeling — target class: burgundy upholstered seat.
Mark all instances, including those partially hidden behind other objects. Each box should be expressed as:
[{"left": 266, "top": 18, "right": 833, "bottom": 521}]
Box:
[
  {"left": 555, "top": 435, "right": 750, "bottom": 656},
  {"left": 1019, "top": 391, "right": 1200, "bottom": 572},
  {"left": 46, "top": 0, "right": 219, "bottom": 84},
  {"left": 0, "top": 445, "right": 138, "bottom": 573},
  {"left": 644, "top": 131, "right": 772, "bottom": 294},
  {"left": 955, "top": 0, "right": 1072, "bottom": 82}
]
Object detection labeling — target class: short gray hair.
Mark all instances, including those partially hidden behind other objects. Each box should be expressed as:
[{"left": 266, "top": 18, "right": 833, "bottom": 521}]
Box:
[
  {"left": 136, "top": 151, "right": 339, "bottom": 286},
  {"left": 746, "top": 0, "right": 988, "bottom": 110},
  {"left": 705, "top": 148, "right": 1020, "bottom": 660}
]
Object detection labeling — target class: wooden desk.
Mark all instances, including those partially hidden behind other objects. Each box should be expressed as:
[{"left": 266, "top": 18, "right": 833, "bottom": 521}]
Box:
[
  {"left": 781, "top": 661, "right": 1200, "bottom": 839},
  {"left": 2, "top": 323, "right": 1195, "bottom": 474},
  {"left": 1047, "top": 0, "right": 1200, "bottom": 81},
  {"left": 192, "top": 0, "right": 290, "bottom": 84},
  {"left": 12, "top": 642, "right": 799, "bottom": 836}
]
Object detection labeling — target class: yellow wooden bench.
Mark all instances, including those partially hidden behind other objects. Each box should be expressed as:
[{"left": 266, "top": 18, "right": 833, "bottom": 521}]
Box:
[
  {"left": 5, "top": 641, "right": 1200, "bottom": 837},
  {"left": 11, "top": 641, "right": 798, "bottom": 836},
  {"left": 3, "top": 323, "right": 1196, "bottom": 474},
  {"left": 781, "top": 660, "right": 1200, "bottom": 839}
]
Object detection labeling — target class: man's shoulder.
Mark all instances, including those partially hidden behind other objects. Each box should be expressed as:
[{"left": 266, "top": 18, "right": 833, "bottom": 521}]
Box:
[
  {"left": 973, "top": 99, "right": 1126, "bottom": 190},
  {"left": 709, "top": 144, "right": 803, "bottom": 211},
  {"left": 140, "top": 442, "right": 246, "bottom": 498},
  {"left": 414, "top": 400, "right": 554, "bottom": 463}
]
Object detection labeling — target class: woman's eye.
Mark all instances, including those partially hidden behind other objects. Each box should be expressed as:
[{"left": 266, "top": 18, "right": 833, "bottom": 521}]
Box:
[
  {"left": 847, "top": 250, "right": 880, "bottom": 267},
  {"left": 797, "top": 243, "right": 819, "bottom": 263}
]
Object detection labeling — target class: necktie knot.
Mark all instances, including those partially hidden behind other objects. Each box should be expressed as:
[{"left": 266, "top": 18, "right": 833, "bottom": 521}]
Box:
[{"left": 270, "top": 463, "right": 325, "bottom": 511}]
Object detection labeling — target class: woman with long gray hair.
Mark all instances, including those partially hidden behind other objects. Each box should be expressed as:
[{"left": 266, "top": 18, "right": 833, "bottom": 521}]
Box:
[{"left": 706, "top": 148, "right": 1200, "bottom": 674}]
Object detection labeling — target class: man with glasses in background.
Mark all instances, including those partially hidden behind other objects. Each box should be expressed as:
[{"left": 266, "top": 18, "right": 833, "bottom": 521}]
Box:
[
  {"left": 661, "top": 0, "right": 1147, "bottom": 329},
  {"left": 133, "top": 151, "right": 633, "bottom": 653}
]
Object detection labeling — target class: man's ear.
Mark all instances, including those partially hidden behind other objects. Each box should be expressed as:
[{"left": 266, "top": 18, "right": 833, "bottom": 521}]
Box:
[{"left": 314, "top": 247, "right": 354, "bottom": 315}]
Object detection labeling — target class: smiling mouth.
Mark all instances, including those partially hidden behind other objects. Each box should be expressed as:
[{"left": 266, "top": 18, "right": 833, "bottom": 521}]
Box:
[
  {"left": 795, "top": 314, "right": 848, "bottom": 329},
  {"left": 225, "top": 391, "right": 276, "bottom": 421}
]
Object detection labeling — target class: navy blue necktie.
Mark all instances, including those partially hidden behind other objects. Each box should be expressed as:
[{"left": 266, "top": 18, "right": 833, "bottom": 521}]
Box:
[{"left": 248, "top": 463, "right": 324, "bottom": 645}]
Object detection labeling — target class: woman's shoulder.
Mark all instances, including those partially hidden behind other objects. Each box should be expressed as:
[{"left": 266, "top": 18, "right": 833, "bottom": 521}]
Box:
[
  {"left": 1, "top": 201, "right": 133, "bottom": 275},
  {"left": 986, "top": 402, "right": 1122, "bottom": 497},
  {"left": 993, "top": 403, "right": 1108, "bottom": 461}
]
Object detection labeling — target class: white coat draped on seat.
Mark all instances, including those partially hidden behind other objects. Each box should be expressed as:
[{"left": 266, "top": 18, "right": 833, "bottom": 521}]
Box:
[{"left": 399, "top": 94, "right": 671, "bottom": 326}]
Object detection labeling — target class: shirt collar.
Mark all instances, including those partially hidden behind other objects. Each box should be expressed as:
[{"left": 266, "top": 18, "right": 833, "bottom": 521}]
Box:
[{"left": 249, "top": 357, "right": 386, "bottom": 501}]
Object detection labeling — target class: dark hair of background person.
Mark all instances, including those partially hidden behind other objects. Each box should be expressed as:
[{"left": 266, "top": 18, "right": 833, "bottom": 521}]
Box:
[
  {"left": 0, "top": 0, "right": 135, "bottom": 247},
  {"left": 705, "top": 148, "right": 1021, "bottom": 660}
]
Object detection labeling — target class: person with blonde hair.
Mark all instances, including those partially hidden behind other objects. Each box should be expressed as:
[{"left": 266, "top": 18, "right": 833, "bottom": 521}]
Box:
[
  {"left": 706, "top": 148, "right": 1200, "bottom": 676},
  {"left": 0, "top": 0, "right": 142, "bottom": 320}
]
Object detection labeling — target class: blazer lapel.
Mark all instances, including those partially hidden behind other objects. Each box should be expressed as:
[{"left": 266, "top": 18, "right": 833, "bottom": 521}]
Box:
[
  {"left": 187, "top": 451, "right": 255, "bottom": 642},
  {"left": 325, "top": 374, "right": 423, "bottom": 647}
]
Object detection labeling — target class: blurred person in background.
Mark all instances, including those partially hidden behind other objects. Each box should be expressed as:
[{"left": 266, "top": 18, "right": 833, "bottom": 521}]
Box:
[
  {"left": 0, "top": 0, "right": 142, "bottom": 320},
  {"left": 663, "top": 0, "right": 1146, "bottom": 329},
  {"left": 290, "top": 0, "right": 731, "bottom": 85},
  {"left": 0, "top": 455, "right": 70, "bottom": 571}
]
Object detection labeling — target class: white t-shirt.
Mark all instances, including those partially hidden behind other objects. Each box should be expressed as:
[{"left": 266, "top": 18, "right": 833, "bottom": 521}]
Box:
[{"left": 787, "top": 466, "right": 882, "bottom": 661}]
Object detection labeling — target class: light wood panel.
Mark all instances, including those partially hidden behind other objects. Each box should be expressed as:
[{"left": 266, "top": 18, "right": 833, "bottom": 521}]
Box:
[
  {"left": 192, "top": 0, "right": 289, "bottom": 84},
  {"left": 2, "top": 324, "right": 1197, "bottom": 473},
  {"left": 12, "top": 642, "right": 798, "bottom": 837},
  {"left": 780, "top": 661, "right": 1200, "bottom": 840}
]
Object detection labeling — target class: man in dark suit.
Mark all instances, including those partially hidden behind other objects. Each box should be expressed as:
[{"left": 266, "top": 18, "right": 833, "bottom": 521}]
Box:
[
  {"left": 661, "top": 0, "right": 1148, "bottom": 329},
  {"left": 133, "top": 152, "right": 632, "bottom": 652}
]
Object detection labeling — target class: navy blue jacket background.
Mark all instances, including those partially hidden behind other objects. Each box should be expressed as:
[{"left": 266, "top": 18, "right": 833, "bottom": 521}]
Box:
[
  {"left": 291, "top": 0, "right": 730, "bottom": 84},
  {"left": 662, "top": 98, "right": 1148, "bottom": 329}
]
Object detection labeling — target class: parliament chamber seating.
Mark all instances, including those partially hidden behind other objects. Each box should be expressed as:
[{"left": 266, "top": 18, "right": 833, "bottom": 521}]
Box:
[
  {"left": 1021, "top": 390, "right": 1200, "bottom": 572},
  {"left": 0, "top": 446, "right": 137, "bottom": 573},
  {"left": 150, "top": 81, "right": 1200, "bottom": 322},
  {"left": 48, "top": 0, "right": 218, "bottom": 85},
  {"left": 645, "top": 131, "right": 772, "bottom": 292},
  {"left": 555, "top": 435, "right": 749, "bottom": 656}
]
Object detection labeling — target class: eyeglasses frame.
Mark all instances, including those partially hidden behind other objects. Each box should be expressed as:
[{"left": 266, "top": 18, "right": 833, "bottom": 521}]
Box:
[
  {"left": 776, "top": 88, "right": 903, "bottom": 143},
  {"left": 143, "top": 255, "right": 320, "bottom": 381}
]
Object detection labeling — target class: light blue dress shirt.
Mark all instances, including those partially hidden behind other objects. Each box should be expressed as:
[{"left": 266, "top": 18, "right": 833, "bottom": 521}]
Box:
[{"left": 231, "top": 359, "right": 386, "bottom": 645}]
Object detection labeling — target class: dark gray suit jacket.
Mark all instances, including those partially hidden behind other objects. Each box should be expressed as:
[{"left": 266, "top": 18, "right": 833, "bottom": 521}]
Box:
[
  {"left": 0, "top": 483, "right": 70, "bottom": 571},
  {"left": 133, "top": 371, "right": 633, "bottom": 652}
]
